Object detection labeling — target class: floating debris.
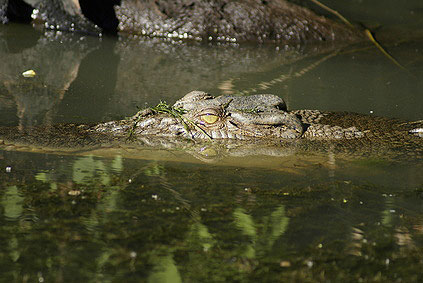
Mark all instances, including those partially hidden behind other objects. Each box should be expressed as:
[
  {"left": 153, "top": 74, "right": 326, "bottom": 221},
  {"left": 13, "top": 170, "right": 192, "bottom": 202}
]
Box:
[
  {"left": 280, "top": 261, "right": 291, "bottom": 267},
  {"left": 5, "top": 166, "right": 11, "bottom": 173},
  {"left": 22, "top": 69, "right": 36, "bottom": 78},
  {"left": 68, "top": 190, "right": 81, "bottom": 196}
]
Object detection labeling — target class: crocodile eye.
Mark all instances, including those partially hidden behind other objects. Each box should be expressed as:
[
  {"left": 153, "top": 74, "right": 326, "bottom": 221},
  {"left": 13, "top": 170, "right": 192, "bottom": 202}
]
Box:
[{"left": 199, "top": 114, "right": 219, "bottom": 124}]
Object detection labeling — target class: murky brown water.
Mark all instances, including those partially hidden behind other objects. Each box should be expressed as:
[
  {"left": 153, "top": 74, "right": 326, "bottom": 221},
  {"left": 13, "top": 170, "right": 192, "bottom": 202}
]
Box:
[{"left": 0, "top": 1, "right": 423, "bottom": 281}]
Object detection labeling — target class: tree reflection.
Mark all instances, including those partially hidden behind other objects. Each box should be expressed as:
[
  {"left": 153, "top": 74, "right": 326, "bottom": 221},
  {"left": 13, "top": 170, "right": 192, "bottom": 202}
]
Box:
[{"left": 0, "top": 147, "right": 423, "bottom": 281}]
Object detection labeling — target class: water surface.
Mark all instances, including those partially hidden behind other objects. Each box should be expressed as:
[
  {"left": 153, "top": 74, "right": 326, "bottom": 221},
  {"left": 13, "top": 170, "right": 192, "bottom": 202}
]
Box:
[{"left": 0, "top": 2, "right": 423, "bottom": 281}]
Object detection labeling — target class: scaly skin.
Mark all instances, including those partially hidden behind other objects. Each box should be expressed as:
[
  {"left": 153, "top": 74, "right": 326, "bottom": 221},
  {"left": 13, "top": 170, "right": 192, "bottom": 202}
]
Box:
[
  {"left": 95, "top": 91, "right": 421, "bottom": 141},
  {"left": 0, "top": 91, "right": 422, "bottom": 161}
]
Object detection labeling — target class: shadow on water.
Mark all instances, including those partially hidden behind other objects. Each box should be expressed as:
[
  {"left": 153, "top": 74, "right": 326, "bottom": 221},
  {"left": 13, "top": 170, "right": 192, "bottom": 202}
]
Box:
[
  {"left": 56, "top": 36, "right": 120, "bottom": 123},
  {"left": 0, "top": 5, "right": 423, "bottom": 280}
]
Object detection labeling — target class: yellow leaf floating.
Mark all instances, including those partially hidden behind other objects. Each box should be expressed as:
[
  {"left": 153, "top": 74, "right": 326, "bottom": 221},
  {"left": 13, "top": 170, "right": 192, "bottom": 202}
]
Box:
[{"left": 22, "top": 69, "right": 36, "bottom": 78}]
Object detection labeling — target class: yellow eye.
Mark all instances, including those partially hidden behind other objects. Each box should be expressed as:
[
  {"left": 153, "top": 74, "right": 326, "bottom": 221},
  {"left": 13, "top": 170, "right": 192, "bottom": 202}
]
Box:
[{"left": 200, "top": 114, "right": 219, "bottom": 124}]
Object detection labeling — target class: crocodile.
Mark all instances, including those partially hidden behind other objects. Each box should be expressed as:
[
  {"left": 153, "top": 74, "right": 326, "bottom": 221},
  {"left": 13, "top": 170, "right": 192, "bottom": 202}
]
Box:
[{"left": 0, "top": 91, "right": 422, "bottom": 161}]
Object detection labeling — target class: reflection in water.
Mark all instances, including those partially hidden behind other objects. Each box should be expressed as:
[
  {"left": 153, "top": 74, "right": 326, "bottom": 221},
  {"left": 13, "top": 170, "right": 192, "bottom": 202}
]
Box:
[
  {"left": 57, "top": 36, "right": 120, "bottom": 123},
  {"left": 0, "top": 25, "right": 94, "bottom": 127},
  {"left": 233, "top": 205, "right": 289, "bottom": 260},
  {"left": 2, "top": 185, "right": 24, "bottom": 220},
  {"left": 1, "top": 23, "right": 423, "bottom": 127},
  {"left": 148, "top": 254, "right": 182, "bottom": 283},
  {"left": 230, "top": 51, "right": 339, "bottom": 96},
  {"left": 0, "top": 23, "right": 349, "bottom": 126},
  {"left": 72, "top": 156, "right": 112, "bottom": 185},
  {"left": 0, "top": 150, "right": 422, "bottom": 281},
  {"left": 0, "top": 10, "right": 423, "bottom": 281}
]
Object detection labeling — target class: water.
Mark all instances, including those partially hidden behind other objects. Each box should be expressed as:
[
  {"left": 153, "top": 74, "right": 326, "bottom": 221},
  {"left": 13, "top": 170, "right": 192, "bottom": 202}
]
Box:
[{"left": 1, "top": 2, "right": 423, "bottom": 281}]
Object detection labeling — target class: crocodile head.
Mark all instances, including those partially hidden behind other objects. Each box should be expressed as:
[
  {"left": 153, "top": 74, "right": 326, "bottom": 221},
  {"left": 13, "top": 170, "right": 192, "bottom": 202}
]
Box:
[{"left": 124, "top": 91, "right": 304, "bottom": 140}]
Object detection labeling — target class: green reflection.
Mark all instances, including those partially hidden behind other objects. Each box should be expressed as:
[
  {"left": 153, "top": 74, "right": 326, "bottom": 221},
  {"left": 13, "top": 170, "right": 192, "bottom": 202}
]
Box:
[
  {"left": 144, "top": 162, "right": 165, "bottom": 177},
  {"left": 34, "top": 172, "right": 49, "bottom": 182},
  {"left": 2, "top": 186, "right": 24, "bottom": 220},
  {"left": 382, "top": 198, "right": 395, "bottom": 227},
  {"left": 268, "top": 205, "right": 290, "bottom": 242},
  {"left": 190, "top": 222, "right": 215, "bottom": 252},
  {"left": 234, "top": 208, "right": 257, "bottom": 240},
  {"left": 148, "top": 254, "right": 182, "bottom": 283},
  {"left": 8, "top": 237, "right": 20, "bottom": 262},
  {"left": 73, "top": 156, "right": 110, "bottom": 185},
  {"left": 35, "top": 172, "right": 57, "bottom": 191},
  {"left": 233, "top": 205, "right": 290, "bottom": 259},
  {"left": 111, "top": 155, "right": 123, "bottom": 172}
]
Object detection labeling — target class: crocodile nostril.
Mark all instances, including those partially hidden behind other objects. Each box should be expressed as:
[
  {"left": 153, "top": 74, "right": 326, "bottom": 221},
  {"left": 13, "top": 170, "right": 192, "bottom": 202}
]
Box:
[{"left": 276, "top": 103, "right": 287, "bottom": 111}]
